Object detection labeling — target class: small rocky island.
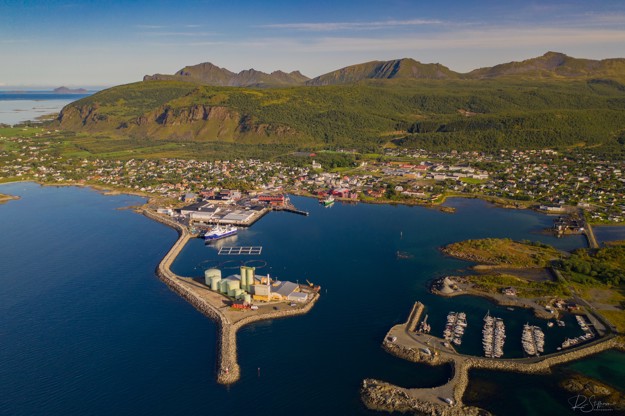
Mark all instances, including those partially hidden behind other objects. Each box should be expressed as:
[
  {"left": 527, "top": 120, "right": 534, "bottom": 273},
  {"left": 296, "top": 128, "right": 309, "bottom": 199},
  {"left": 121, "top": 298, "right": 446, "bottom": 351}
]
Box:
[{"left": 53, "top": 86, "right": 88, "bottom": 94}]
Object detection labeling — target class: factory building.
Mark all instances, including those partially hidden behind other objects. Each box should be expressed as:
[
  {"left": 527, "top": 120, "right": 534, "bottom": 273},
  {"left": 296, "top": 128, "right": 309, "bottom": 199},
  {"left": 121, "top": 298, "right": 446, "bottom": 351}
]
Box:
[{"left": 203, "top": 265, "right": 308, "bottom": 304}]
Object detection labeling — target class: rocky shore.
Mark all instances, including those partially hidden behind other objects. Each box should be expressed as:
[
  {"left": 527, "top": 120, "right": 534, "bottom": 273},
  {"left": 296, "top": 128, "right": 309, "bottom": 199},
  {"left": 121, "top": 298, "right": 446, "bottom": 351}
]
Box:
[
  {"left": 143, "top": 209, "right": 319, "bottom": 384},
  {"left": 0, "top": 192, "right": 19, "bottom": 204},
  {"left": 431, "top": 277, "right": 554, "bottom": 320},
  {"left": 361, "top": 379, "right": 490, "bottom": 416}
]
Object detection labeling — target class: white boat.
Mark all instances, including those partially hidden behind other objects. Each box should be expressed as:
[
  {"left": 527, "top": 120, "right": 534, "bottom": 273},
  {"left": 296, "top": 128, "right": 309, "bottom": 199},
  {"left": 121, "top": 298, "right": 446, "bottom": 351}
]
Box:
[{"left": 204, "top": 225, "right": 238, "bottom": 241}]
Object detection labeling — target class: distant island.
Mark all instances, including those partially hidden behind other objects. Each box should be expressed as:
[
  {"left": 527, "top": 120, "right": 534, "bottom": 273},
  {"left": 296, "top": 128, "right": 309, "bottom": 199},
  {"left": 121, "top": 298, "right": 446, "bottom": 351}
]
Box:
[{"left": 53, "top": 86, "right": 88, "bottom": 94}]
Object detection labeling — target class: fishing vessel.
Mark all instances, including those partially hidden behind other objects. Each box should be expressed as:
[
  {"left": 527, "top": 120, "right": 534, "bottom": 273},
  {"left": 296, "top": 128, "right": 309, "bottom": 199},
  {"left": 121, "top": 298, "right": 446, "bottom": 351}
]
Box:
[
  {"left": 321, "top": 196, "right": 335, "bottom": 206},
  {"left": 204, "top": 225, "right": 238, "bottom": 241}
]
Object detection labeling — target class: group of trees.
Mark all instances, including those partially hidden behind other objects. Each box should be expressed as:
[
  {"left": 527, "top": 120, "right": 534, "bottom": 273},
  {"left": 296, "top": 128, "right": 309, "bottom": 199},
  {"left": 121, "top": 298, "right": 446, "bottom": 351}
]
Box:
[{"left": 558, "top": 245, "right": 625, "bottom": 286}]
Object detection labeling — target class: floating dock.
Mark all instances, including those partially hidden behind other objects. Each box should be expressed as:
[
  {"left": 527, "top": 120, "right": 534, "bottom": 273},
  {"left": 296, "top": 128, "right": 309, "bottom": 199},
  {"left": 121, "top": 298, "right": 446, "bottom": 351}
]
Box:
[{"left": 218, "top": 246, "right": 263, "bottom": 255}]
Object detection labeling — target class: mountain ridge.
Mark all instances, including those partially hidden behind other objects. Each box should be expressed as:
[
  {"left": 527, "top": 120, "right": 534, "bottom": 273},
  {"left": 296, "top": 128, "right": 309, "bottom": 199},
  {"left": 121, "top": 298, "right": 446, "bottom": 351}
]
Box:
[
  {"left": 144, "top": 62, "right": 310, "bottom": 87},
  {"left": 143, "top": 52, "right": 625, "bottom": 87}
]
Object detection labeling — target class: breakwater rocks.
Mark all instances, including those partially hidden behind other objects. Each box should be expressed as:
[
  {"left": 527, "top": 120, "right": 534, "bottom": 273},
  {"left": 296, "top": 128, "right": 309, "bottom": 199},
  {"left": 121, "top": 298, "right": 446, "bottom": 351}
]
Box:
[
  {"left": 406, "top": 302, "right": 425, "bottom": 333},
  {"left": 142, "top": 209, "right": 319, "bottom": 385},
  {"left": 361, "top": 379, "right": 490, "bottom": 416}
]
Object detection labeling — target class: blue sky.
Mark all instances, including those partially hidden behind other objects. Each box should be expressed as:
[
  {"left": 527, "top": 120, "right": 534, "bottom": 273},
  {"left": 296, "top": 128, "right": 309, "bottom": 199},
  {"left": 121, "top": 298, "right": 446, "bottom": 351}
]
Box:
[{"left": 2, "top": 0, "right": 625, "bottom": 87}]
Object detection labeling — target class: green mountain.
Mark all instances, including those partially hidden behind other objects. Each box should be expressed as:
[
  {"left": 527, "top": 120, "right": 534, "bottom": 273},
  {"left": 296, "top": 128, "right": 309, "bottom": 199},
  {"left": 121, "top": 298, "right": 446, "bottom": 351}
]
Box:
[
  {"left": 467, "top": 52, "right": 625, "bottom": 80},
  {"left": 144, "top": 62, "right": 309, "bottom": 87},
  {"left": 306, "top": 58, "right": 459, "bottom": 85},
  {"left": 56, "top": 52, "right": 625, "bottom": 155}
]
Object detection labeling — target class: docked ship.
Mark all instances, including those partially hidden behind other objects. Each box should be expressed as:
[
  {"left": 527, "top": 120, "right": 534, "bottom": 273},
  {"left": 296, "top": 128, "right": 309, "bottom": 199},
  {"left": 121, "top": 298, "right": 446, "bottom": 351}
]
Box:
[
  {"left": 204, "top": 225, "right": 238, "bottom": 241},
  {"left": 321, "top": 196, "right": 335, "bottom": 206}
]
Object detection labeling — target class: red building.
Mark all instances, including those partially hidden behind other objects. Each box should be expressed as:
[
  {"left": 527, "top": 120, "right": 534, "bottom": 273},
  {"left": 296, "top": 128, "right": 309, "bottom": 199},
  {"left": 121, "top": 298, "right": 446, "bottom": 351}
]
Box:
[{"left": 258, "top": 194, "right": 286, "bottom": 206}]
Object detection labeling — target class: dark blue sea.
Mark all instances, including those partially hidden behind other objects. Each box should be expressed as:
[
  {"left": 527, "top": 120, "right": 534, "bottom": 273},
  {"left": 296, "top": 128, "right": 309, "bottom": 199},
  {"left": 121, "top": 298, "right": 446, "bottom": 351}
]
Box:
[
  {"left": 0, "top": 93, "right": 89, "bottom": 125},
  {"left": 0, "top": 183, "right": 622, "bottom": 416}
]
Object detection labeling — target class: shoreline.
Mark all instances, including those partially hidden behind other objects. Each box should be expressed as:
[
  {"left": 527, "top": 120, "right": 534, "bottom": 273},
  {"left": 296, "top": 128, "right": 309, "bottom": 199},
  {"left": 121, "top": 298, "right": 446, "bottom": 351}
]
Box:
[
  {"left": 361, "top": 301, "right": 625, "bottom": 415},
  {"left": 142, "top": 209, "right": 320, "bottom": 385},
  {"left": 431, "top": 280, "right": 556, "bottom": 319},
  {"left": 0, "top": 192, "right": 19, "bottom": 204},
  {"left": 2, "top": 179, "right": 624, "bottom": 227}
]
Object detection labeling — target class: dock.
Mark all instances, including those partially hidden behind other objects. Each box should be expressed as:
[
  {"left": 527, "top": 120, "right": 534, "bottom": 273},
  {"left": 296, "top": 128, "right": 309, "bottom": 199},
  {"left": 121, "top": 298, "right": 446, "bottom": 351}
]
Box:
[
  {"left": 272, "top": 205, "right": 309, "bottom": 216},
  {"left": 218, "top": 246, "right": 263, "bottom": 255}
]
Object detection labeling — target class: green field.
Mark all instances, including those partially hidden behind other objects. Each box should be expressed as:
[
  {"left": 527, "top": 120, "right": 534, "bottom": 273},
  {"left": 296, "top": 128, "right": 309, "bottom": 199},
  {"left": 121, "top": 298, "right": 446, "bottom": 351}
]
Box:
[
  {"left": 442, "top": 238, "right": 562, "bottom": 267},
  {"left": 469, "top": 273, "right": 570, "bottom": 298}
]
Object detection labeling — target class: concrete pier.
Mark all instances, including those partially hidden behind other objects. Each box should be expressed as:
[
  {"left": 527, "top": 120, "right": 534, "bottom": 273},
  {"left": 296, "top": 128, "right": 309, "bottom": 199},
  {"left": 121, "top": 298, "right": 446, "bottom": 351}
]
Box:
[{"left": 143, "top": 209, "right": 320, "bottom": 385}]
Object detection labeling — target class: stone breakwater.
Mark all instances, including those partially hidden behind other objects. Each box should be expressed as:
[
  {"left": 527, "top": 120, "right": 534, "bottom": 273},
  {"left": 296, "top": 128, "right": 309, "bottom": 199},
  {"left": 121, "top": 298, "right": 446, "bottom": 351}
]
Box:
[
  {"left": 361, "top": 379, "right": 491, "bottom": 416},
  {"left": 142, "top": 209, "right": 319, "bottom": 385},
  {"left": 406, "top": 302, "right": 425, "bottom": 333}
]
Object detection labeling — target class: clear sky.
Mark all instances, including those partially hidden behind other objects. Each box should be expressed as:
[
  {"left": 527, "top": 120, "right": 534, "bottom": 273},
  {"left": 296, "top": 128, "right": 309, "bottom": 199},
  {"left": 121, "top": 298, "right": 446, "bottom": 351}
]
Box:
[{"left": 2, "top": 0, "right": 625, "bottom": 88}]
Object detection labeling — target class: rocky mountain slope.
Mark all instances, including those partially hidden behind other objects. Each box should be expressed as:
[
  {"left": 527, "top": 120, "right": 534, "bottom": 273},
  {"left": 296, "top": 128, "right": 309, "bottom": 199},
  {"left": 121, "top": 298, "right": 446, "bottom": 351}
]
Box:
[{"left": 144, "top": 62, "right": 309, "bottom": 87}]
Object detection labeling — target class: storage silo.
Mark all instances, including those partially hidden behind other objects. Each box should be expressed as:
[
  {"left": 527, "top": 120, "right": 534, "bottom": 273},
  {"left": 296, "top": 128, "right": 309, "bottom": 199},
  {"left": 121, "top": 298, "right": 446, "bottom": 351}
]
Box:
[
  {"left": 219, "top": 279, "right": 229, "bottom": 294},
  {"left": 226, "top": 280, "right": 241, "bottom": 297},
  {"left": 233, "top": 289, "right": 244, "bottom": 299},
  {"left": 248, "top": 267, "right": 255, "bottom": 287},
  {"left": 210, "top": 276, "right": 221, "bottom": 291},
  {"left": 204, "top": 268, "right": 222, "bottom": 286},
  {"left": 241, "top": 269, "right": 249, "bottom": 292},
  {"left": 240, "top": 266, "right": 256, "bottom": 291}
]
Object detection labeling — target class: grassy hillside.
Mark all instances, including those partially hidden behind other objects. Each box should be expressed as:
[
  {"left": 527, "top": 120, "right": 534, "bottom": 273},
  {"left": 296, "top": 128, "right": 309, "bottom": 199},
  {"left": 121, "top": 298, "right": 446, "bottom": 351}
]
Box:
[
  {"left": 57, "top": 77, "right": 625, "bottom": 152},
  {"left": 442, "top": 238, "right": 561, "bottom": 267}
]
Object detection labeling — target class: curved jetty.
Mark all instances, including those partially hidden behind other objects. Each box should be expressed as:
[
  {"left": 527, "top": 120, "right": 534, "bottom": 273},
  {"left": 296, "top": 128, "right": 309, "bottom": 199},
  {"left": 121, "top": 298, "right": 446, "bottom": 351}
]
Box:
[
  {"left": 144, "top": 210, "right": 319, "bottom": 384},
  {"left": 362, "top": 301, "right": 624, "bottom": 415}
]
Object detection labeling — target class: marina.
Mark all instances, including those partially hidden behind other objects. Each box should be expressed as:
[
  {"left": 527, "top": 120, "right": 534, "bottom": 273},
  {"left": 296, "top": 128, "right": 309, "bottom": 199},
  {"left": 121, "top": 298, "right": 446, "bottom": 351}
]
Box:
[
  {"left": 521, "top": 324, "right": 545, "bottom": 356},
  {"left": 364, "top": 300, "right": 624, "bottom": 415},
  {"left": 559, "top": 314, "right": 596, "bottom": 350},
  {"left": 443, "top": 311, "right": 467, "bottom": 346},
  {"left": 482, "top": 312, "right": 506, "bottom": 358}
]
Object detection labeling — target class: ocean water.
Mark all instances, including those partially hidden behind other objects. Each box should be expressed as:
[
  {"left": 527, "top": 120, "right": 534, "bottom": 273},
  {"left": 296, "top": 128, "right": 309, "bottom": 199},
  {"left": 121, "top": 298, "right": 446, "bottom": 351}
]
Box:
[
  {"left": 0, "top": 93, "right": 89, "bottom": 125},
  {"left": 593, "top": 225, "right": 625, "bottom": 244},
  {"left": 0, "top": 182, "right": 620, "bottom": 416}
]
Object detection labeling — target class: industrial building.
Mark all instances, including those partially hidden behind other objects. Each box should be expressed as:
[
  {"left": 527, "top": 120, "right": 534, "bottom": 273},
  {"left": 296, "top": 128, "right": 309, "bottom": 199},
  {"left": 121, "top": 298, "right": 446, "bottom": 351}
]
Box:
[
  {"left": 203, "top": 265, "right": 309, "bottom": 305},
  {"left": 179, "top": 201, "right": 267, "bottom": 226}
]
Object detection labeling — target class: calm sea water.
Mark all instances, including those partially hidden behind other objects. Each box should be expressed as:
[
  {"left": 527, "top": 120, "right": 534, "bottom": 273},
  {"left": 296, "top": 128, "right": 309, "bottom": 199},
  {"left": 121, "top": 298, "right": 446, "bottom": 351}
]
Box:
[
  {"left": 0, "top": 93, "right": 89, "bottom": 125},
  {"left": 0, "top": 183, "right": 621, "bottom": 416},
  {"left": 594, "top": 225, "right": 625, "bottom": 244}
]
